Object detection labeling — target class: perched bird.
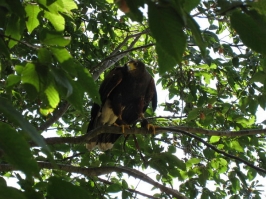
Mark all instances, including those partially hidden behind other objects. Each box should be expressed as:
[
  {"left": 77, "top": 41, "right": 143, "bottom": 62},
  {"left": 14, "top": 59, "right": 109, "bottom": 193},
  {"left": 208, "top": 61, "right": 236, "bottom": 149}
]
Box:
[{"left": 86, "top": 60, "right": 157, "bottom": 151}]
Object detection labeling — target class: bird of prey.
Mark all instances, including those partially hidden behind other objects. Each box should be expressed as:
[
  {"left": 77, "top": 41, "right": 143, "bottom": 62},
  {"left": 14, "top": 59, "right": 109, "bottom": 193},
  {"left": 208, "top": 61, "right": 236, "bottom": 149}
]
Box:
[{"left": 86, "top": 60, "right": 157, "bottom": 151}]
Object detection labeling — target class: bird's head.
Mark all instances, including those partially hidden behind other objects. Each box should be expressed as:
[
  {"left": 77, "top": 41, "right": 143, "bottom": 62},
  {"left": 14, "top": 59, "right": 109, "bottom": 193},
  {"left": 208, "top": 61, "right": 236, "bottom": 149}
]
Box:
[{"left": 126, "top": 60, "right": 145, "bottom": 72}]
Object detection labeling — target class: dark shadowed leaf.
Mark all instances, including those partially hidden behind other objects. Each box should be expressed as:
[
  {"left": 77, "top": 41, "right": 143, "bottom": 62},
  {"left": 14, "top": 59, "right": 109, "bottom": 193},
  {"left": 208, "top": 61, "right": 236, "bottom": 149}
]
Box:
[
  {"left": 148, "top": 2, "right": 186, "bottom": 71},
  {"left": 0, "top": 186, "right": 27, "bottom": 199},
  {"left": 0, "top": 97, "right": 50, "bottom": 153},
  {"left": 0, "top": 122, "right": 39, "bottom": 177},
  {"left": 76, "top": 64, "right": 100, "bottom": 104},
  {"left": 184, "top": 0, "right": 200, "bottom": 13},
  {"left": 230, "top": 10, "right": 266, "bottom": 55},
  {"left": 47, "top": 177, "right": 89, "bottom": 199},
  {"left": 186, "top": 14, "right": 206, "bottom": 57}
]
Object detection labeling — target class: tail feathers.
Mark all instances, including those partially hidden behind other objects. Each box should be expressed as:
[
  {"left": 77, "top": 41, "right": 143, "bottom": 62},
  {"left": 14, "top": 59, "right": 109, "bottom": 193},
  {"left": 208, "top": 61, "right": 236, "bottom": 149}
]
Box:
[{"left": 87, "top": 103, "right": 121, "bottom": 151}]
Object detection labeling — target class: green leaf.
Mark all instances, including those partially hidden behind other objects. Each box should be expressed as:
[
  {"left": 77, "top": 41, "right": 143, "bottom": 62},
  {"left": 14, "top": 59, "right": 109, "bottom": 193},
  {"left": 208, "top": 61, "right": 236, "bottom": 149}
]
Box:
[
  {"left": 0, "top": 37, "right": 10, "bottom": 57},
  {"left": 148, "top": 2, "right": 186, "bottom": 70},
  {"left": 156, "top": 43, "right": 177, "bottom": 74},
  {"left": 0, "top": 186, "right": 27, "bottom": 199},
  {"left": 186, "top": 158, "right": 201, "bottom": 168},
  {"left": 47, "top": 177, "right": 89, "bottom": 199},
  {"left": 209, "top": 136, "right": 220, "bottom": 143},
  {"left": 0, "top": 122, "right": 39, "bottom": 177},
  {"left": 45, "top": 83, "right": 60, "bottom": 108},
  {"left": 37, "top": 0, "right": 77, "bottom": 13},
  {"left": 51, "top": 68, "right": 73, "bottom": 97},
  {"left": 38, "top": 48, "right": 52, "bottom": 65},
  {"left": 0, "top": 97, "right": 50, "bottom": 153},
  {"left": 5, "top": 15, "right": 24, "bottom": 48},
  {"left": 247, "top": 168, "right": 257, "bottom": 181},
  {"left": 21, "top": 63, "right": 39, "bottom": 92},
  {"left": 230, "top": 140, "right": 244, "bottom": 152},
  {"left": 6, "top": 74, "right": 21, "bottom": 88},
  {"left": 25, "top": 4, "right": 40, "bottom": 33},
  {"left": 183, "top": 0, "right": 200, "bottom": 13},
  {"left": 124, "top": 0, "right": 144, "bottom": 22},
  {"left": 44, "top": 11, "right": 65, "bottom": 31},
  {"left": 50, "top": 47, "right": 76, "bottom": 74},
  {"left": 186, "top": 14, "right": 206, "bottom": 57},
  {"left": 41, "top": 31, "right": 71, "bottom": 47},
  {"left": 76, "top": 64, "right": 100, "bottom": 104},
  {"left": 187, "top": 109, "right": 199, "bottom": 121},
  {"left": 121, "top": 179, "right": 128, "bottom": 189},
  {"left": 210, "top": 158, "right": 227, "bottom": 173},
  {"left": 67, "top": 80, "right": 83, "bottom": 110},
  {"left": 250, "top": 71, "right": 266, "bottom": 83},
  {"left": 231, "top": 177, "right": 240, "bottom": 193},
  {"left": 106, "top": 183, "right": 122, "bottom": 193},
  {"left": 230, "top": 10, "right": 266, "bottom": 55}
]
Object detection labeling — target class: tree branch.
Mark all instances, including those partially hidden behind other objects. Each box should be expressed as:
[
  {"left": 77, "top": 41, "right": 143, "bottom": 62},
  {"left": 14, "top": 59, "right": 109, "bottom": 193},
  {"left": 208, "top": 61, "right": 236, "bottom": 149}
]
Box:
[
  {"left": 91, "top": 29, "right": 152, "bottom": 80},
  {"left": 30, "top": 125, "right": 266, "bottom": 174},
  {"left": 0, "top": 33, "right": 40, "bottom": 50},
  {"left": 0, "top": 162, "right": 187, "bottom": 199},
  {"left": 97, "top": 177, "right": 159, "bottom": 199}
]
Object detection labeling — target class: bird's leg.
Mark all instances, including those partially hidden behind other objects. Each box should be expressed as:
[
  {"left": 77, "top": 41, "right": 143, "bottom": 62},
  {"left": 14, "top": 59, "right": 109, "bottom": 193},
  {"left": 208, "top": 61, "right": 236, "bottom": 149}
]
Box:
[
  {"left": 139, "top": 113, "right": 157, "bottom": 135},
  {"left": 113, "top": 119, "right": 130, "bottom": 135}
]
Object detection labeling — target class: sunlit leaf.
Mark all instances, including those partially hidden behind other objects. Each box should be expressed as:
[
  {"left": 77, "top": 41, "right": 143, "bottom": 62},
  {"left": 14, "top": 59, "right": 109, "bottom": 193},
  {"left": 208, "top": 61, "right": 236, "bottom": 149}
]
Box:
[
  {"left": 230, "top": 140, "right": 244, "bottom": 152},
  {"left": 209, "top": 136, "right": 220, "bottom": 143},
  {"left": 6, "top": 74, "right": 21, "bottom": 89},
  {"left": 25, "top": 4, "right": 40, "bottom": 33},
  {"left": 45, "top": 83, "right": 59, "bottom": 108},
  {"left": 44, "top": 11, "right": 65, "bottom": 31},
  {"left": 21, "top": 63, "right": 39, "bottom": 92}
]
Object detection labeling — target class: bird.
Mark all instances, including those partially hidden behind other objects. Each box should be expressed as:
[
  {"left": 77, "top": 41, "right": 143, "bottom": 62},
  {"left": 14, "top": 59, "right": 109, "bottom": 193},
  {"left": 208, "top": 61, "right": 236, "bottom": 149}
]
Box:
[{"left": 86, "top": 60, "right": 157, "bottom": 151}]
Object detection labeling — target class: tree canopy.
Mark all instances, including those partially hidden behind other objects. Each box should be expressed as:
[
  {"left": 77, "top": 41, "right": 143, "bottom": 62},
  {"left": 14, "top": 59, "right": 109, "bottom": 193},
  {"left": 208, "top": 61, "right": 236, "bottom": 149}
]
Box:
[{"left": 1, "top": 0, "right": 266, "bottom": 198}]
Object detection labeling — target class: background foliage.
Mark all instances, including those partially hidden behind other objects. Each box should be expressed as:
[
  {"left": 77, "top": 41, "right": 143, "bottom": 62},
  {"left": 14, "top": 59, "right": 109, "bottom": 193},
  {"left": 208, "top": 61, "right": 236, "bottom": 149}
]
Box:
[{"left": 1, "top": 0, "right": 266, "bottom": 198}]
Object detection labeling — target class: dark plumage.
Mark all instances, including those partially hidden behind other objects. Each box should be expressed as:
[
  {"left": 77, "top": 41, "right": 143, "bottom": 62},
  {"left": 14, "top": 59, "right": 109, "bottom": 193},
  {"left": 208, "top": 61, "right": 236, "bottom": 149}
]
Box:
[{"left": 86, "top": 60, "right": 157, "bottom": 151}]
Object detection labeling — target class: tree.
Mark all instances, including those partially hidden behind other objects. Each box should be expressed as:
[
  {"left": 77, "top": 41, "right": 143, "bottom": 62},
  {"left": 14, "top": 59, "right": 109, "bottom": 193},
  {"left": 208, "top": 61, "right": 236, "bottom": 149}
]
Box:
[{"left": 0, "top": 0, "right": 266, "bottom": 198}]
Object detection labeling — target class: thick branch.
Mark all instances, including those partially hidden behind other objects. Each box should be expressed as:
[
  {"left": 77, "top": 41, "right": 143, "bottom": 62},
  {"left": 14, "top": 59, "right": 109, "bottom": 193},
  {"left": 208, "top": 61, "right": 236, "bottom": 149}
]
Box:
[
  {"left": 0, "top": 162, "right": 187, "bottom": 199},
  {"left": 31, "top": 125, "right": 266, "bottom": 174}
]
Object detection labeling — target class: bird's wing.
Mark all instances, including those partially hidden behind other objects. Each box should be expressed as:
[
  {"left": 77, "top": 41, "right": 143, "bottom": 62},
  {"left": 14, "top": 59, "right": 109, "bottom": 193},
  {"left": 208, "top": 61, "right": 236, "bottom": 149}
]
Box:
[{"left": 99, "top": 67, "right": 124, "bottom": 102}]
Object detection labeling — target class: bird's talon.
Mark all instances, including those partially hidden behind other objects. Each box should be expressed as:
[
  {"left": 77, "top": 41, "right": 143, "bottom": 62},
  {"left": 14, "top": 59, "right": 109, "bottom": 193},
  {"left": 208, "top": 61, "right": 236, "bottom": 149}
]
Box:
[{"left": 147, "top": 124, "right": 156, "bottom": 135}]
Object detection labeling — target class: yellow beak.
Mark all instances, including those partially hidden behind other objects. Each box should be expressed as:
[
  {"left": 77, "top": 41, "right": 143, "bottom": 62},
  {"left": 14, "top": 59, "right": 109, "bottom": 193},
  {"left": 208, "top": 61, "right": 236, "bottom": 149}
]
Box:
[{"left": 127, "top": 61, "right": 136, "bottom": 71}]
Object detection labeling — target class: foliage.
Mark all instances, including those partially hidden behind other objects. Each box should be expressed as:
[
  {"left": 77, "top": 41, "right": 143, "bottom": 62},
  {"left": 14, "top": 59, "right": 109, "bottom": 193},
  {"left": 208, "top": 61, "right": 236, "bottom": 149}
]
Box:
[{"left": 0, "top": 0, "right": 266, "bottom": 198}]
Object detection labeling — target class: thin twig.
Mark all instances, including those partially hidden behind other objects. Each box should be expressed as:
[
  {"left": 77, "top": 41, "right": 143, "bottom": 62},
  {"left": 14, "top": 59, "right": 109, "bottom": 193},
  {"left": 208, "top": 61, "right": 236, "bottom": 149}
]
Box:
[
  {"left": 37, "top": 101, "right": 70, "bottom": 132},
  {"left": 0, "top": 33, "right": 40, "bottom": 50},
  {"left": 97, "top": 177, "right": 159, "bottom": 199}
]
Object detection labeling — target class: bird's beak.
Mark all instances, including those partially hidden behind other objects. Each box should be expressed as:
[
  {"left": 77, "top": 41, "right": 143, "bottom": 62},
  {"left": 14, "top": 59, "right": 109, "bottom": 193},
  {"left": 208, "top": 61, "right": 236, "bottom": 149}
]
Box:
[{"left": 127, "top": 61, "right": 137, "bottom": 71}]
